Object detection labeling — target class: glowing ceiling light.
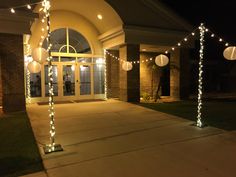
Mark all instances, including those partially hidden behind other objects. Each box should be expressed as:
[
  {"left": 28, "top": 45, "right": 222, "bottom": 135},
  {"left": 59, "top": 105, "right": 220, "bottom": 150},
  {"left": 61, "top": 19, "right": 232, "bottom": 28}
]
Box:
[{"left": 97, "top": 14, "right": 103, "bottom": 20}]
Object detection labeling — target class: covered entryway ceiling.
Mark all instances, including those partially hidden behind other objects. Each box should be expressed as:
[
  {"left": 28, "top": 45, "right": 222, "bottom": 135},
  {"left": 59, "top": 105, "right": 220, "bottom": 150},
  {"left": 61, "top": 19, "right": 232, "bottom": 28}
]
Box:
[{"left": 50, "top": 0, "right": 123, "bottom": 34}]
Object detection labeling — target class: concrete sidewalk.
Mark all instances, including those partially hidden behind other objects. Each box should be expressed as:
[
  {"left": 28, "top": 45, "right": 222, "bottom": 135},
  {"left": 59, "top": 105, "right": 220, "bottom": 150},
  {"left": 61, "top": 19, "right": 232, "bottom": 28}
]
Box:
[{"left": 23, "top": 99, "right": 236, "bottom": 177}]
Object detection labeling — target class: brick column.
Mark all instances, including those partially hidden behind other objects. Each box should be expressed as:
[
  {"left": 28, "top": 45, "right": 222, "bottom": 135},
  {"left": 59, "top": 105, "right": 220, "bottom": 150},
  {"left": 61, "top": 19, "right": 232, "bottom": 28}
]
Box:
[
  {"left": 0, "top": 57, "right": 2, "bottom": 107},
  {"left": 106, "top": 50, "right": 119, "bottom": 98},
  {"left": 0, "top": 33, "right": 26, "bottom": 113},
  {"left": 119, "top": 44, "right": 140, "bottom": 102},
  {"left": 180, "top": 49, "right": 191, "bottom": 99},
  {"left": 170, "top": 48, "right": 180, "bottom": 100}
]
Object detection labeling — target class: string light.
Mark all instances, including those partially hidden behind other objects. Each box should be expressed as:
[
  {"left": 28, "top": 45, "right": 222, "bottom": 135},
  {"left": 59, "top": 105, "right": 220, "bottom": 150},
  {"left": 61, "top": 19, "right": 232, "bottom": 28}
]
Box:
[
  {"left": 27, "top": 70, "right": 31, "bottom": 103},
  {"left": 104, "top": 50, "right": 108, "bottom": 100},
  {"left": 206, "top": 29, "right": 230, "bottom": 47},
  {"left": 27, "top": 4, "right": 32, "bottom": 9},
  {"left": 196, "top": 23, "right": 205, "bottom": 128},
  {"left": 10, "top": 8, "right": 15, "bottom": 13},
  {"left": 25, "top": 44, "right": 32, "bottom": 104},
  {"left": 4, "top": 1, "right": 43, "bottom": 13},
  {"left": 42, "top": 0, "right": 62, "bottom": 154}
]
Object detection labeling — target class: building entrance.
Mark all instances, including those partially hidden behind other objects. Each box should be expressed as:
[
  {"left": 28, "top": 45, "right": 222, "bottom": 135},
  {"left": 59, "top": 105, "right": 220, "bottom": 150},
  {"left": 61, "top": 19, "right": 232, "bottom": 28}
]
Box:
[{"left": 26, "top": 28, "right": 105, "bottom": 103}]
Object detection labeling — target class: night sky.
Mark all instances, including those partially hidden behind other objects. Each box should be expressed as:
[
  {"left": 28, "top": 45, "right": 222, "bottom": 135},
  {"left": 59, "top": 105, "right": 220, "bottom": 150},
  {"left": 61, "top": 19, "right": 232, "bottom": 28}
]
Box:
[
  {"left": 160, "top": 0, "right": 236, "bottom": 44},
  {"left": 159, "top": 0, "right": 236, "bottom": 93}
]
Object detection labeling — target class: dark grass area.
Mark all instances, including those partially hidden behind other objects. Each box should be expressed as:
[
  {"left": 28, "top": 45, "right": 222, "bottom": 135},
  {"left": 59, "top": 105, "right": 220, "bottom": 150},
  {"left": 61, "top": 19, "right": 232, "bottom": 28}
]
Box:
[
  {"left": 0, "top": 112, "right": 44, "bottom": 177},
  {"left": 139, "top": 100, "right": 236, "bottom": 131}
]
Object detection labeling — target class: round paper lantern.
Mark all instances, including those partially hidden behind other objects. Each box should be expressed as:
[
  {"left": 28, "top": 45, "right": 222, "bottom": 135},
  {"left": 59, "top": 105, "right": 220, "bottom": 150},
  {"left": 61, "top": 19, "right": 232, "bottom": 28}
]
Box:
[
  {"left": 223, "top": 46, "right": 236, "bottom": 60},
  {"left": 122, "top": 62, "right": 133, "bottom": 71},
  {"left": 27, "top": 61, "right": 41, "bottom": 73},
  {"left": 155, "top": 54, "right": 169, "bottom": 67},
  {"left": 32, "top": 47, "right": 48, "bottom": 63}
]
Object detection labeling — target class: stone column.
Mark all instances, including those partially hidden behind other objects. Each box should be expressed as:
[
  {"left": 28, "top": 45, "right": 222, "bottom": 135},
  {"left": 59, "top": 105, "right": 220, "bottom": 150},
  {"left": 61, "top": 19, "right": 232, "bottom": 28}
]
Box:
[
  {"left": 119, "top": 44, "right": 140, "bottom": 102},
  {"left": 170, "top": 48, "right": 180, "bottom": 100},
  {"left": 0, "top": 33, "right": 26, "bottom": 113}
]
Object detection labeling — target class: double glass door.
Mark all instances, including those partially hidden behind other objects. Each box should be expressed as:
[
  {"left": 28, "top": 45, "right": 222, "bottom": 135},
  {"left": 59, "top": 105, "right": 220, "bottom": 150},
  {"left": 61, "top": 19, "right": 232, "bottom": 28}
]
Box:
[{"left": 44, "top": 63, "right": 93, "bottom": 99}]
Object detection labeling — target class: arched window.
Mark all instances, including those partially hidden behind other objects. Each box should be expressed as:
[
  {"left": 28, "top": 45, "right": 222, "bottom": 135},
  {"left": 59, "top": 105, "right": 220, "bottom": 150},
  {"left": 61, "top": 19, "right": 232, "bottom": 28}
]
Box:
[{"left": 42, "top": 28, "right": 91, "bottom": 54}]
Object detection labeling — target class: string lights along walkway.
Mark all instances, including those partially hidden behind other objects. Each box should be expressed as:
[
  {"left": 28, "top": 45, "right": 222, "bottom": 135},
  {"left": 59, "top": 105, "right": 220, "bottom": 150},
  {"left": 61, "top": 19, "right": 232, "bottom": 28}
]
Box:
[{"left": 4, "top": 1, "right": 234, "bottom": 129}]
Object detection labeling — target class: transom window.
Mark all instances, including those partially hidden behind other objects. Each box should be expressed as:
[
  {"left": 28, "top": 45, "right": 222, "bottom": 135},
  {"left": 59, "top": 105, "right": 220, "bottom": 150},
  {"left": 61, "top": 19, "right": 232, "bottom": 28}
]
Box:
[{"left": 43, "top": 28, "right": 91, "bottom": 54}]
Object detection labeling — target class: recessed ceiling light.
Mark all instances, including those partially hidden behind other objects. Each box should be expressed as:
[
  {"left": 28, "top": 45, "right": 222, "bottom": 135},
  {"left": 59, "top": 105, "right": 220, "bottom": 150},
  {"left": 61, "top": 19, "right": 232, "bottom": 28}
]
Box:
[
  {"left": 142, "top": 49, "right": 147, "bottom": 51},
  {"left": 97, "top": 14, "right": 103, "bottom": 20}
]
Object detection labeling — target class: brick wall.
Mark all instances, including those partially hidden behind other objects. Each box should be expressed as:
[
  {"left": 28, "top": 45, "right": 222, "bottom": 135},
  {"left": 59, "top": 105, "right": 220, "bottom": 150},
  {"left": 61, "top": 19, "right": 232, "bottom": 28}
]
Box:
[
  {"left": 0, "top": 33, "right": 26, "bottom": 113},
  {"left": 140, "top": 52, "right": 162, "bottom": 98},
  {"left": 107, "top": 50, "right": 120, "bottom": 98}
]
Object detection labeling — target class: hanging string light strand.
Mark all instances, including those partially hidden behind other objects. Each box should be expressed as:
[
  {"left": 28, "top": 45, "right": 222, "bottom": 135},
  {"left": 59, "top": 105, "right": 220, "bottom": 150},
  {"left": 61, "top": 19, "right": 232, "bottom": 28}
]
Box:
[
  {"left": 0, "top": 1, "right": 44, "bottom": 13},
  {"left": 205, "top": 28, "right": 230, "bottom": 47},
  {"left": 105, "top": 26, "right": 199, "bottom": 65}
]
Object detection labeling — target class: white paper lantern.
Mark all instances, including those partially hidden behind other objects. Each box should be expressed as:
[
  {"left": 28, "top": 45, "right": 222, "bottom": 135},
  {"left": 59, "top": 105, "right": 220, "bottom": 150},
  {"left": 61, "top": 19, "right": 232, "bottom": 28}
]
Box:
[
  {"left": 155, "top": 54, "right": 169, "bottom": 67},
  {"left": 122, "top": 61, "right": 133, "bottom": 71},
  {"left": 32, "top": 47, "right": 48, "bottom": 63},
  {"left": 27, "top": 61, "right": 41, "bottom": 73},
  {"left": 223, "top": 46, "right": 236, "bottom": 60}
]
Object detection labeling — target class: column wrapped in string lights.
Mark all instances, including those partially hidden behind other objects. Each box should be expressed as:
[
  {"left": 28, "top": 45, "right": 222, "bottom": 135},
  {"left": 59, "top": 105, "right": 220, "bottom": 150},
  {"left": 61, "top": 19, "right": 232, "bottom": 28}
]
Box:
[
  {"left": 27, "top": 70, "right": 31, "bottom": 103},
  {"left": 104, "top": 49, "right": 108, "bottom": 99},
  {"left": 42, "top": 0, "right": 63, "bottom": 153},
  {"left": 196, "top": 23, "right": 205, "bottom": 128}
]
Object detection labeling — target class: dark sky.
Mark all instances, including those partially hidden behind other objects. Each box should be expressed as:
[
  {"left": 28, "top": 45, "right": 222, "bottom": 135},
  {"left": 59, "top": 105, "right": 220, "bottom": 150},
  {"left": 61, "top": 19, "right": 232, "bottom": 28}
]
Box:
[{"left": 160, "top": 0, "right": 236, "bottom": 45}]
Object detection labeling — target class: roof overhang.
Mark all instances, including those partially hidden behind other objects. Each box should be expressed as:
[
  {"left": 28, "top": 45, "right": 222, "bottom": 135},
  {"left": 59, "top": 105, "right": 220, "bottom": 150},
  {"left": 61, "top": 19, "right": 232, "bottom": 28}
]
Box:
[{"left": 0, "top": 10, "right": 38, "bottom": 35}]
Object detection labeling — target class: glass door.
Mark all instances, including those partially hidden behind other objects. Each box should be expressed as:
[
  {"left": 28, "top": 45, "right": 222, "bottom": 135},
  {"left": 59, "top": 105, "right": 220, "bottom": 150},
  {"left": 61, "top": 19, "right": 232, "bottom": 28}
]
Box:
[
  {"left": 79, "top": 64, "right": 92, "bottom": 96},
  {"left": 63, "top": 65, "right": 75, "bottom": 96}
]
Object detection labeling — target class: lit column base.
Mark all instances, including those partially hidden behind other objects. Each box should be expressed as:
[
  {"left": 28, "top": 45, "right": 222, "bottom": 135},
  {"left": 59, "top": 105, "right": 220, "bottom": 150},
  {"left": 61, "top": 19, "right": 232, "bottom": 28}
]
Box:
[
  {"left": 43, "top": 144, "right": 63, "bottom": 154},
  {"left": 192, "top": 122, "right": 207, "bottom": 128}
]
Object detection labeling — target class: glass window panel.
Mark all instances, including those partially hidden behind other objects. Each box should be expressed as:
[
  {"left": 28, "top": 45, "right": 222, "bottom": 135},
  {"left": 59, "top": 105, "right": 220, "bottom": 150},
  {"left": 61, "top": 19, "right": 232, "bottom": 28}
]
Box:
[
  {"left": 59, "top": 45, "right": 67, "bottom": 53},
  {"left": 63, "top": 65, "right": 75, "bottom": 96},
  {"left": 43, "top": 28, "right": 66, "bottom": 52},
  {"left": 45, "top": 65, "right": 58, "bottom": 96},
  {"left": 28, "top": 72, "right": 42, "bottom": 97},
  {"left": 52, "top": 57, "right": 59, "bottom": 62},
  {"left": 77, "top": 58, "right": 92, "bottom": 63},
  {"left": 60, "top": 57, "right": 76, "bottom": 62},
  {"left": 80, "top": 65, "right": 91, "bottom": 95},
  {"left": 94, "top": 59, "right": 105, "bottom": 94},
  {"left": 69, "top": 29, "right": 91, "bottom": 54}
]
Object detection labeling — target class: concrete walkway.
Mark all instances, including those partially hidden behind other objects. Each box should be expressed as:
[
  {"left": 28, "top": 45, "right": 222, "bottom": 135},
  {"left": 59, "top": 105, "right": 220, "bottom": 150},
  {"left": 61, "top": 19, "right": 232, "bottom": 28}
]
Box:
[{"left": 23, "top": 99, "right": 236, "bottom": 177}]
